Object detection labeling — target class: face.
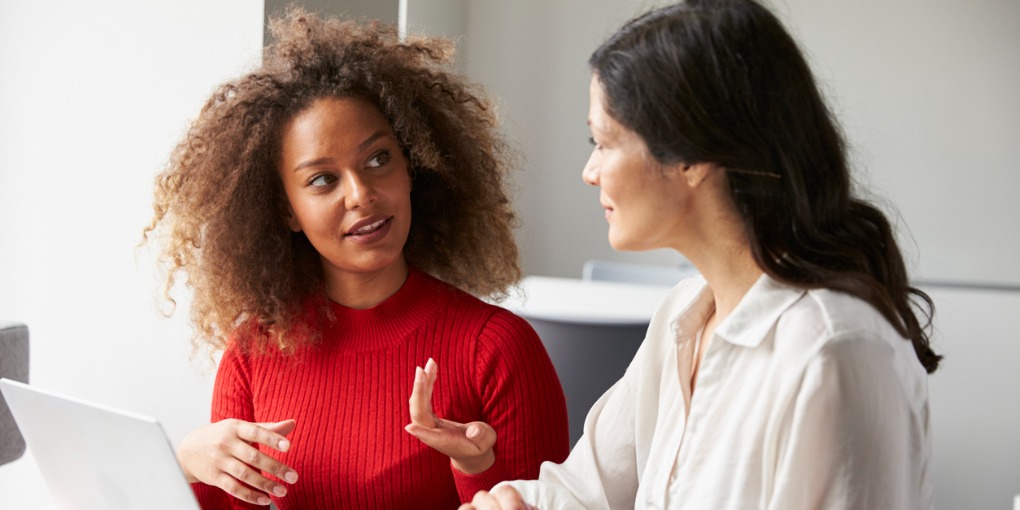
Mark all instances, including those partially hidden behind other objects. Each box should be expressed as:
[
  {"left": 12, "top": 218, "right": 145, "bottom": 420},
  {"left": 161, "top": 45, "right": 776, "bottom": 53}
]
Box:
[
  {"left": 278, "top": 96, "right": 412, "bottom": 283},
  {"left": 583, "top": 76, "right": 688, "bottom": 252}
]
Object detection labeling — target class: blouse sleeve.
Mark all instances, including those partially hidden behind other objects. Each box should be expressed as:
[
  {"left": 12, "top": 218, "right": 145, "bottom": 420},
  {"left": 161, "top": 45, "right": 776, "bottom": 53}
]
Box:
[
  {"left": 766, "top": 331, "right": 930, "bottom": 509},
  {"left": 191, "top": 345, "right": 263, "bottom": 510},
  {"left": 450, "top": 309, "right": 571, "bottom": 501}
]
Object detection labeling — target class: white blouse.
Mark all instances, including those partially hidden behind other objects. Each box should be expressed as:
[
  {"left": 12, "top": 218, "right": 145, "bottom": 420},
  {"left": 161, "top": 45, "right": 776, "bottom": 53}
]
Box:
[{"left": 506, "top": 275, "right": 932, "bottom": 509}]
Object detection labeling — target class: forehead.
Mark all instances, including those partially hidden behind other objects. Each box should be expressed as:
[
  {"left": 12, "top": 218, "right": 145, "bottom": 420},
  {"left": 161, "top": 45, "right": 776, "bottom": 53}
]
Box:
[
  {"left": 588, "top": 75, "right": 642, "bottom": 145},
  {"left": 587, "top": 75, "right": 609, "bottom": 130},
  {"left": 286, "top": 96, "right": 391, "bottom": 137}
]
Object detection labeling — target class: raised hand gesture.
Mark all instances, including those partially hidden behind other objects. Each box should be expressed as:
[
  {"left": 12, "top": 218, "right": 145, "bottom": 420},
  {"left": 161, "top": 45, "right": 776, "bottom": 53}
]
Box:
[{"left": 405, "top": 358, "right": 497, "bottom": 474}]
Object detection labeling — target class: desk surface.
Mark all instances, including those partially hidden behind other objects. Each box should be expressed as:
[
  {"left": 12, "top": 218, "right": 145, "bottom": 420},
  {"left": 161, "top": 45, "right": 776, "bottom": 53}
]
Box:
[{"left": 497, "top": 276, "right": 675, "bottom": 325}]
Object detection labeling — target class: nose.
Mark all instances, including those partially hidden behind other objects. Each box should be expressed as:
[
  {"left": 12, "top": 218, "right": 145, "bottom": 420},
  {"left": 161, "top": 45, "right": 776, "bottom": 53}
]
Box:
[
  {"left": 582, "top": 152, "right": 599, "bottom": 186},
  {"left": 342, "top": 171, "right": 376, "bottom": 209}
]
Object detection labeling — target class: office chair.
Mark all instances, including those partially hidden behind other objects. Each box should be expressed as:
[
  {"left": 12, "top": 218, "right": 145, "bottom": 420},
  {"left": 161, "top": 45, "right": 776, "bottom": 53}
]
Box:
[{"left": 0, "top": 322, "right": 29, "bottom": 465}]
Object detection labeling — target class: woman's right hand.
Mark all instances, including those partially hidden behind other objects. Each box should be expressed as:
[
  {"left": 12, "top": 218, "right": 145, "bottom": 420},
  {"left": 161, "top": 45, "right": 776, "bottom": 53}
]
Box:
[
  {"left": 177, "top": 418, "right": 299, "bottom": 506},
  {"left": 405, "top": 358, "right": 497, "bottom": 474}
]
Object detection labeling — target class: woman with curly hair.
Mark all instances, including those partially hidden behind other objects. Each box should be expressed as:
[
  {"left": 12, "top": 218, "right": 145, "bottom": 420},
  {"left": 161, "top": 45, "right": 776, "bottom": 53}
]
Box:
[
  {"left": 145, "top": 10, "right": 568, "bottom": 509},
  {"left": 458, "top": 0, "right": 939, "bottom": 508}
]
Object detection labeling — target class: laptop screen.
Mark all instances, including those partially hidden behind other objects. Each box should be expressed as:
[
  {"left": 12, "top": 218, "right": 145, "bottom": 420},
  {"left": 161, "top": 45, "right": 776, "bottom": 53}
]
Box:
[{"left": 0, "top": 378, "right": 200, "bottom": 510}]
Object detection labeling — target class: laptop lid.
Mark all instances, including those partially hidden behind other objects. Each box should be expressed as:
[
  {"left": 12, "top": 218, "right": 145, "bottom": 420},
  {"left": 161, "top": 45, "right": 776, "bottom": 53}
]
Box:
[{"left": 0, "top": 378, "right": 200, "bottom": 510}]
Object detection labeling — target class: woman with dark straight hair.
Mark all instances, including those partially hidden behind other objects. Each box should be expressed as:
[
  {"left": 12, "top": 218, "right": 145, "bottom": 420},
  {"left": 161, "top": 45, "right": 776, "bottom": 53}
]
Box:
[{"left": 447, "top": 0, "right": 939, "bottom": 508}]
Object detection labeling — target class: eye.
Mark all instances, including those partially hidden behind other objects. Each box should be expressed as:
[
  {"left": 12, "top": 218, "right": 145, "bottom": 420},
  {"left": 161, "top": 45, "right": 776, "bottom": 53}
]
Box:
[
  {"left": 308, "top": 173, "right": 337, "bottom": 188},
  {"left": 366, "top": 150, "right": 391, "bottom": 169}
]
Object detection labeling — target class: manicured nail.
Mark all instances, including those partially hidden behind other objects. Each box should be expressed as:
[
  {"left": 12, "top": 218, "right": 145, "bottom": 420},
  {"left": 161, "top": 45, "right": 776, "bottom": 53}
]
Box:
[
  {"left": 257, "top": 496, "right": 271, "bottom": 505},
  {"left": 284, "top": 471, "right": 298, "bottom": 483},
  {"left": 273, "top": 485, "right": 286, "bottom": 496},
  {"left": 425, "top": 357, "right": 436, "bottom": 374},
  {"left": 278, "top": 439, "right": 290, "bottom": 451},
  {"left": 414, "top": 366, "right": 423, "bottom": 383},
  {"left": 467, "top": 426, "right": 480, "bottom": 439}
]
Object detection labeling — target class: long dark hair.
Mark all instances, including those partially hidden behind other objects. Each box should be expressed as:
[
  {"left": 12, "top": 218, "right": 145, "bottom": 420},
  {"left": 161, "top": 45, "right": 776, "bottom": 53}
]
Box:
[{"left": 590, "top": 0, "right": 940, "bottom": 373}]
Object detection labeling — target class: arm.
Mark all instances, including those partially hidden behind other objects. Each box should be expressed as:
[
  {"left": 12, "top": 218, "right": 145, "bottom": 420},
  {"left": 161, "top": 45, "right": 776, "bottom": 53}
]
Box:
[
  {"left": 459, "top": 310, "right": 571, "bottom": 494},
  {"left": 767, "top": 333, "right": 930, "bottom": 509},
  {"left": 406, "top": 309, "right": 570, "bottom": 501},
  {"left": 184, "top": 346, "right": 299, "bottom": 509}
]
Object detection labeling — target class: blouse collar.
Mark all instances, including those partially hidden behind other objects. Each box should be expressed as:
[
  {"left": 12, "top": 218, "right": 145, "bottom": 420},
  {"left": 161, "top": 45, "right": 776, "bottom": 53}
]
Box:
[{"left": 670, "top": 274, "right": 805, "bottom": 349}]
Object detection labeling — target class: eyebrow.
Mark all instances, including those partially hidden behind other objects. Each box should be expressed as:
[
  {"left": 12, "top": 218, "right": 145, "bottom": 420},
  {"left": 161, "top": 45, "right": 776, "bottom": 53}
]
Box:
[
  {"left": 356, "top": 130, "right": 387, "bottom": 153},
  {"left": 292, "top": 130, "right": 389, "bottom": 173}
]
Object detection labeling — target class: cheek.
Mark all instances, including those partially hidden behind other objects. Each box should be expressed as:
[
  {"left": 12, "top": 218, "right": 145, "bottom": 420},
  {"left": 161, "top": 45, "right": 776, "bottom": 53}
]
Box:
[{"left": 389, "top": 173, "right": 413, "bottom": 209}]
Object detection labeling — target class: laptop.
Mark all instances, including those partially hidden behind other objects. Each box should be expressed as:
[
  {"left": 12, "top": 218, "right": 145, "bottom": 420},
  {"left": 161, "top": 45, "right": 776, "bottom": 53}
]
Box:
[{"left": 0, "top": 378, "right": 200, "bottom": 510}]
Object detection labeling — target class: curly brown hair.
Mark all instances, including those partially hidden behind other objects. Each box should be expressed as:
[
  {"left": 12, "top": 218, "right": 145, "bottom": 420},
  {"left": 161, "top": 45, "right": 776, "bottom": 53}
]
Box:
[{"left": 145, "top": 9, "right": 521, "bottom": 353}]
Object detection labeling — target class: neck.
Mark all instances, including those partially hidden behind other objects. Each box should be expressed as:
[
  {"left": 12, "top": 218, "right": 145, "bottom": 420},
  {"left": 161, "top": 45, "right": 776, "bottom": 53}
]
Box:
[
  {"left": 698, "top": 250, "right": 762, "bottom": 321},
  {"left": 323, "top": 258, "right": 410, "bottom": 309},
  {"left": 673, "top": 168, "right": 764, "bottom": 321},
  {"left": 679, "top": 219, "right": 762, "bottom": 322}
]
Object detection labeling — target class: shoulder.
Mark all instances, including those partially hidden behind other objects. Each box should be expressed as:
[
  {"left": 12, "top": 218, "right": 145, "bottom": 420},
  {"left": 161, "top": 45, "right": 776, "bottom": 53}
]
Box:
[
  {"left": 776, "top": 288, "right": 927, "bottom": 398},
  {"left": 770, "top": 288, "right": 899, "bottom": 370},
  {"left": 779, "top": 288, "right": 903, "bottom": 349},
  {"left": 419, "top": 270, "right": 538, "bottom": 341}
]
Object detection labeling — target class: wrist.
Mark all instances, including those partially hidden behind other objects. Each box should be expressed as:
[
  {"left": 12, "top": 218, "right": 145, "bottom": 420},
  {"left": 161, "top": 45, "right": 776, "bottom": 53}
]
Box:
[
  {"left": 451, "top": 449, "right": 495, "bottom": 475},
  {"left": 176, "top": 448, "right": 199, "bottom": 484}
]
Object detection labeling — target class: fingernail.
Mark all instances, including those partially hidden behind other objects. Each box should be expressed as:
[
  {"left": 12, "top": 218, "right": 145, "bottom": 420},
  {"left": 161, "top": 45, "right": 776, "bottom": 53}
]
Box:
[
  {"left": 467, "top": 426, "right": 480, "bottom": 439},
  {"left": 278, "top": 439, "right": 290, "bottom": 451},
  {"left": 414, "top": 367, "right": 423, "bottom": 383},
  {"left": 273, "top": 485, "right": 287, "bottom": 497},
  {"left": 257, "top": 496, "right": 271, "bottom": 505},
  {"left": 284, "top": 471, "right": 298, "bottom": 483},
  {"left": 425, "top": 357, "right": 436, "bottom": 373}
]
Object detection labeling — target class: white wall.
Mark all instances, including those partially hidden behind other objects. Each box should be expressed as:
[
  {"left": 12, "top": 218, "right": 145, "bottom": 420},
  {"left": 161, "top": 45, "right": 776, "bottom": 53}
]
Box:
[
  {"left": 0, "top": 1, "right": 263, "bottom": 507},
  {"left": 924, "top": 286, "right": 1020, "bottom": 509}
]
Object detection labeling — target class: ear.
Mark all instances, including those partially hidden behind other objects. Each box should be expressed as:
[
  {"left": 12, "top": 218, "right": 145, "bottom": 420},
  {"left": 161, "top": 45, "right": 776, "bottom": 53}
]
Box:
[
  {"left": 284, "top": 203, "right": 301, "bottom": 233},
  {"left": 679, "top": 162, "right": 715, "bottom": 188}
]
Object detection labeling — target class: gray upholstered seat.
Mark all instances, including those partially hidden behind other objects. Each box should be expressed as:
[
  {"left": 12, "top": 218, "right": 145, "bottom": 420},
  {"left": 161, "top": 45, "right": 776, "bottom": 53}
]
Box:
[{"left": 0, "top": 322, "right": 29, "bottom": 465}]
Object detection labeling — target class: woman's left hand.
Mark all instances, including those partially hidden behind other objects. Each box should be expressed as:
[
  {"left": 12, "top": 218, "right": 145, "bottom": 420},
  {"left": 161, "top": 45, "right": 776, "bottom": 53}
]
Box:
[
  {"left": 458, "top": 486, "right": 534, "bottom": 510},
  {"left": 405, "top": 358, "right": 497, "bottom": 474}
]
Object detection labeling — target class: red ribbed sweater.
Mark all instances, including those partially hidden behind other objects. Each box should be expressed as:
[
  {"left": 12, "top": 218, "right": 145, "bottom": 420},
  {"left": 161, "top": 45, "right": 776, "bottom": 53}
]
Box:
[{"left": 193, "top": 268, "right": 570, "bottom": 509}]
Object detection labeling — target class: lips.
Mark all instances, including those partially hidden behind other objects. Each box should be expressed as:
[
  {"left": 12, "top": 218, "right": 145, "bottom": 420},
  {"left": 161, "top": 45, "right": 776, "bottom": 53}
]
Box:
[
  {"left": 345, "top": 216, "right": 389, "bottom": 236},
  {"left": 600, "top": 201, "right": 614, "bottom": 220}
]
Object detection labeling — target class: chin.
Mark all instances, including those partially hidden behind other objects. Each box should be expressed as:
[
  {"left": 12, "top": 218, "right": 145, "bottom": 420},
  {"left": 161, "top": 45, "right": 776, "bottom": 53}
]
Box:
[
  {"left": 608, "top": 234, "right": 652, "bottom": 253},
  {"left": 607, "top": 235, "right": 632, "bottom": 252}
]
